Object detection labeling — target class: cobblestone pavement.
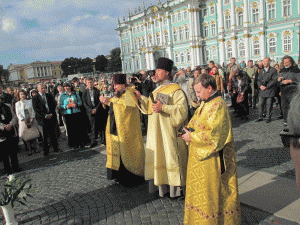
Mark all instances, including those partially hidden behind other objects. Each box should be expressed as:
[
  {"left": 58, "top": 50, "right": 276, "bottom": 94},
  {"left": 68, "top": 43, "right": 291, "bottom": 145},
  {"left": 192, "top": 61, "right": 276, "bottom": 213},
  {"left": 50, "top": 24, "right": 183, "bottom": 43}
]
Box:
[{"left": 0, "top": 104, "right": 298, "bottom": 225}]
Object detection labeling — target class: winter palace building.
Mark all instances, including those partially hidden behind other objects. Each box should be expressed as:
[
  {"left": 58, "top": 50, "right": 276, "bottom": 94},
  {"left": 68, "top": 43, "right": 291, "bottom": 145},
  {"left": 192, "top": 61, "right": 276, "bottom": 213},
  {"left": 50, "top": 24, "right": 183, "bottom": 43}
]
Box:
[{"left": 116, "top": 0, "right": 300, "bottom": 73}]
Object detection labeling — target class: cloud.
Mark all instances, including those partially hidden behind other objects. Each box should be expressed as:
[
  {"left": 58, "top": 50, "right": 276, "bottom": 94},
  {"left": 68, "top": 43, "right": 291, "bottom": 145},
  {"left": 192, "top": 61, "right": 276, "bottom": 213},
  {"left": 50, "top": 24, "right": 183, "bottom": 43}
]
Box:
[{"left": 2, "top": 18, "right": 16, "bottom": 32}]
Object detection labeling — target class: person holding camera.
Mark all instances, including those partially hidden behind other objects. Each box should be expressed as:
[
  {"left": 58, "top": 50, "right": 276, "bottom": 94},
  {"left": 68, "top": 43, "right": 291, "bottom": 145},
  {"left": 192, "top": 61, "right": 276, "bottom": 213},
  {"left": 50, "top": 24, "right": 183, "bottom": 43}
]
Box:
[
  {"left": 277, "top": 55, "right": 300, "bottom": 126},
  {"left": 16, "top": 89, "right": 40, "bottom": 155},
  {"left": 181, "top": 74, "right": 241, "bottom": 224},
  {"left": 256, "top": 57, "right": 278, "bottom": 123}
]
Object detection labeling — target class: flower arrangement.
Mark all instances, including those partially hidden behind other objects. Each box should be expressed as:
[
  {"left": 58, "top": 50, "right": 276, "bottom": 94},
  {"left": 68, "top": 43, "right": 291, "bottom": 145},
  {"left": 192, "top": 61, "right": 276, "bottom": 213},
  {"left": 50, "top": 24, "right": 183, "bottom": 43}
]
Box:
[{"left": 0, "top": 174, "right": 33, "bottom": 208}]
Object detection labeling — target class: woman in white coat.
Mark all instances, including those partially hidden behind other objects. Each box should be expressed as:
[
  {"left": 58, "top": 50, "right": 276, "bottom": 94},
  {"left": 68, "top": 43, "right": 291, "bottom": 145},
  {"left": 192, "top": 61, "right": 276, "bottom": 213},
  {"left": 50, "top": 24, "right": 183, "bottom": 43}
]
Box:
[{"left": 15, "top": 89, "right": 39, "bottom": 155}]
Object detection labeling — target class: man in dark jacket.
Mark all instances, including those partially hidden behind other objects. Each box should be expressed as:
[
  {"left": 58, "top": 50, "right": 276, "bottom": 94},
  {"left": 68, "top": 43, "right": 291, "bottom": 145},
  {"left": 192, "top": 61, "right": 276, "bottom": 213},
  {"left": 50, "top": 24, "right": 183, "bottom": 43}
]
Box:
[
  {"left": 256, "top": 57, "right": 278, "bottom": 123},
  {"left": 83, "top": 77, "right": 107, "bottom": 147},
  {"left": 0, "top": 85, "right": 13, "bottom": 105},
  {"left": 32, "top": 83, "right": 60, "bottom": 156},
  {"left": 277, "top": 55, "right": 300, "bottom": 125}
]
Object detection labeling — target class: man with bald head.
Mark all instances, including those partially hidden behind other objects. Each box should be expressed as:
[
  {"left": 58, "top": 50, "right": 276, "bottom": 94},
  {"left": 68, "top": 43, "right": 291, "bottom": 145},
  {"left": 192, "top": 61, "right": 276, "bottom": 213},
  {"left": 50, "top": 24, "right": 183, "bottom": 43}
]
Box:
[
  {"left": 32, "top": 83, "right": 60, "bottom": 155},
  {"left": 256, "top": 57, "right": 278, "bottom": 123}
]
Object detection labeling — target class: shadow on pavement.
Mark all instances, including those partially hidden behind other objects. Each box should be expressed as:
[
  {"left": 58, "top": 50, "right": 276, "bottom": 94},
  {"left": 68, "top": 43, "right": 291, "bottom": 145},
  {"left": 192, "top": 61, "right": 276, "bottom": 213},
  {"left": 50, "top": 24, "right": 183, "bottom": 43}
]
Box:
[
  {"left": 17, "top": 147, "right": 102, "bottom": 174},
  {"left": 237, "top": 146, "right": 291, "bottom": 170},
  {"left": 15, "top": 182, "right": 164, "bottom": 224}
]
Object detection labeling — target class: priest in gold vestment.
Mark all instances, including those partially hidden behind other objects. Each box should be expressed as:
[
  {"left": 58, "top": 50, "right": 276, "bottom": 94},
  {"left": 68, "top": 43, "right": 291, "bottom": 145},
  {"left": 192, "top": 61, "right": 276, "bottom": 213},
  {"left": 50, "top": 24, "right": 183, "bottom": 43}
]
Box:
[
  {"left": 136, "top": 57, "right": 189, "bottom": 198},
  {"left": 100, "top": 74, "right": 145, "bottom": 187},
  {"left": 181, "top": 74, "right": 241, "bottom": 224}
]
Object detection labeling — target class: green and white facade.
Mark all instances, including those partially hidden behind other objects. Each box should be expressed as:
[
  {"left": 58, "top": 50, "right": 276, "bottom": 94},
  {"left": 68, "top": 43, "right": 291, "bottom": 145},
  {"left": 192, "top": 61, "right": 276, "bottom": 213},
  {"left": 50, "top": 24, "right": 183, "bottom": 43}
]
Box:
[{"left": 116, "top": 0, "right": 300, "bottom": 73}]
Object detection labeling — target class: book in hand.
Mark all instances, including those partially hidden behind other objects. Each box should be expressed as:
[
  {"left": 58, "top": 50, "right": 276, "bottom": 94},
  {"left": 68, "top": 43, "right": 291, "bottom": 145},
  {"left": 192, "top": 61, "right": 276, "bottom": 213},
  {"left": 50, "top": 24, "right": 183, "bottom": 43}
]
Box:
[{"left": 156, "top": 93, "right": 169, "bottom": 105}]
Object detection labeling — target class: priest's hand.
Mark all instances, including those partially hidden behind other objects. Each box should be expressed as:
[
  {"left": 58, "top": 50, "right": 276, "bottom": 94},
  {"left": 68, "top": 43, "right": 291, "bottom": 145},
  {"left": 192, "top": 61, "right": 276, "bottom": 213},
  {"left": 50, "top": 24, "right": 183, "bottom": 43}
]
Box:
[
  {"left": 153, "top": 100, "right": 162, "bottom": 113},
  {"left": 134, "top": 90, "right": 141, "bottom": 100},
  {"left": 182, "top": 128, "right": 191, "bottom": 142},
  {"left": 4, "top": 124, "right": 13, "bottom": 131},
  {"left": 100, "top": 96, "right": 110, "bottom": 105}
]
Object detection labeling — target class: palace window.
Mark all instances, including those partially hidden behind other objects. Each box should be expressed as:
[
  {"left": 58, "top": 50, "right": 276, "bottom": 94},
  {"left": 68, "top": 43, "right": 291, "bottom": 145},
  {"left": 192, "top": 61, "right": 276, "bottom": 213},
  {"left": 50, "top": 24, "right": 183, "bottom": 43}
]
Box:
[
  {"left": 180, "top": 53, "right": 185, "bottom": 64},
  {"left": 237, "top": 11, "right": 243, "bottom": 27},
  {"left": 252, "top": 8, "right": 259, "bottom": 23},
  {"left": 227, "top": 45, "right": 233, "bottom": 59},
  {"left": 142, "top": 37, "right": 145, "bottom": 46},
  {"left": 185, "top": 26, "right": 189, "bottom": 40},
  {"left": 123, "top": 45, "right": 126, "bottom": 54},
  {"left": 127, "top": 43, "right": 130, "bottom": 53},
  {"left": 203, "top": 25, "right": 209, "bottom": 38},
  {"left": 156, "top": 33, "right": 160, "bottom": 45},
  {"left": 269, "top": 38, "right": 276, "bottom": 53},
  {"left": 155, "top": 19, "right": 159, "bottom": 28},
  {"left": 177, "top": 12, "right": 182, "bottom": 22},
  {"left": 204, "top": 47, "right": 210, "bottom": 63},
  {"left": 225, "top": 15, "right": 231, "bottom": 29},
  {"left": 187, "top": 51, "right": 191, "bottom": 62},
  {"left": 136, "top": 59, "right": 139, "bottom": 69},
  {"left": 138, "top": 39, "right": 142, "bottom": 48},
  {"left": 134, "top": 40, "right": 137, "bottom": 50},
  {"left": 132, "top": 28, "right": 135, "bottom": 35},
  {"left": 211, "top": 23, "right": 216, "bottom": 36},
  {"left": 210, "top": 6, "right": 215, "bottom": 15},
  {"left": 224, "top": 0, "right": 229, "bottom": 4},
  {"left": 148, "top": 35, "right": 152, "bottom": 45},
  {"left": 212, "top": 48, "right": 218, "bottom": 61},
  {"left": 147, "top": 22, "right": 151, "bottom": 30},
  {"left": 283, "top": 0, "right": 291, "bottom": 17},
  {"left": 125, "top": 63, "right": 128, "bottom": 72},
  {"left": 141, "top": 25, "right": 144, "bottom": 31},
  {"left": 267, "top": 3, "right": 276, "bottom": 20},
  {"left": 172, "top": 15, "right": 176, "bottom": 23},
  {"left": 175, "top": 53, "right": 179, "bottom": 63},
  {"left": 253, "top": 40, "right": 260, "bottom": 55},
  {"left": 184, "top": 11, "right": 188, "bottom": 20},
  {"left": 179, "top": 28, "right": 183, "bottom": 41},
  {"left": 129, "top": 61, "right": 132, "bottom": 71},
  {"left": 173, "top": 30, "right": 177, "bottom": 42},
  {"left": 283, "top": 35, "right": 292, "bottom": 52},
  {"left": 238, "top": 42, "right": 245, "bottom": 58},
  {"left": 137, "top": 26, "right": 140, "bottom": 33},
  {"left": 164, "top": 31, "right": 169, "bottom": 43},
  {"left": 203, "top": 8, "right": 208, "bottom": 17},
  {"left": 163, "top": 17, "right": 168, "bottom": 25}
]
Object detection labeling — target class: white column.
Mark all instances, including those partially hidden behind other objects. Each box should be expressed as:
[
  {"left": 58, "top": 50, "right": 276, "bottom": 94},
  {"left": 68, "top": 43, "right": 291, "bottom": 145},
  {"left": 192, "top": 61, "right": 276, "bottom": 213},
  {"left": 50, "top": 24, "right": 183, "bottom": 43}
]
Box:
[
  {"left": 35, "top": 67, "right": 37, "bottom": 77},
  {"left": 188, "top": 5, "right": 194, "bottom": 41},
  {"left": 158, "top": 17, "right": 163, "bottom": 45},
  {"left": 129, "top": 26, "right": 133, "bottom": 53},
  {"left": 166, "top": 13, "right": 172, "bottom": 47},
  {"left": 244, "top": 35, "right": 250, "bottom": 63},
  {"left": 193, "top": 9, "right": 200, "bottom": 39},
  {"left": 232, "top": 38, "right": 237, "bottom": 58},
  {"left": 199, "top": 45, "right": 204, "bottom": 65},
  {"left": 143, "top": 20, "right": 148, "bottom": 47},
  {"left": 149, "top": 52, "right": 155, "bottom": 70},
  {"left": 217, "top": 0, "right": 224, "bottom": 33},
  {"left": 243, "top": 0, "right": 250, "bottom": 28},
  {"left": 259, "top": 0, "right": 265, "bottom": 25},
  {"left": 132, "top": 58, "right": 135, "bottom": 72},
  {"left": 121, "top": 59, "right": 125, "bottom": 73},
  {"left": 151, "top": 19, "right": 155, "bottom": 45},
  {"left": 230, "top": 0, "right": 236, "bottom": 30},
  {"left": 145, "top": 53, "right": 150, "bottom": 70},
  {"left": 50, "top": 66, "right": 53, "bottom": 77},
  {"left": 118, "top": 31, "right": 123, "bottom": 55},
  {"left": 138, "top": 54, "right": 143, "bottom": 70},
  {"left": 260, "top": 32, "right": 266, "bottom": 59},
  {"left": 219, "top": 40, "right": 226, "bottom": 65},
  {"left": 190, "top": 46, "right": 195, "bottom": 68},
  {"left": 167, "top": 47, "right": 172, "bottom": 61},
  {"left": 41, "top": 67, "right": 45, "bottom": 76}
]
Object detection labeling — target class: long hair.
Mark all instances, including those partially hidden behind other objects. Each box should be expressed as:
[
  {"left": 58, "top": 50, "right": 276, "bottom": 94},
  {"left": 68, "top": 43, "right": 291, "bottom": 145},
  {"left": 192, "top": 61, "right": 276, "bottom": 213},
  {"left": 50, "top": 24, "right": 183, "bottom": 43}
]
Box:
[
  {"left": 281, "top": 55, "right": 296, "bottom": 67},
  {"left": 17, "top": 89, "right": 28, "bottom": 101}
]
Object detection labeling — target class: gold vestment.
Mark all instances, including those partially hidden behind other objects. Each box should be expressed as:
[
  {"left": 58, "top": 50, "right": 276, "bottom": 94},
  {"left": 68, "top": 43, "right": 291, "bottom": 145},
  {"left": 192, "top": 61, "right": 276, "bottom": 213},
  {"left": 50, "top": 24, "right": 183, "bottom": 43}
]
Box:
[
  {"left": 105, "top": 87, "right": 145, "bottom": 176},
  {"left": 184, "top": 96, "right": 241, "bottom": 224},
  {"left": 140, "top": 82, "right": 188, "bottom": 187}
]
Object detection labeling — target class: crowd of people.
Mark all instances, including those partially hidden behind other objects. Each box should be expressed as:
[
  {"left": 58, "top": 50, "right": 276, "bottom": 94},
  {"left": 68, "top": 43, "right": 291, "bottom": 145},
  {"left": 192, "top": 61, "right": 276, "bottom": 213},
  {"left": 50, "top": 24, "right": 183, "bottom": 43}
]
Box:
[{"left": 0, "top": 54, "right": 299, "bottom": 224}]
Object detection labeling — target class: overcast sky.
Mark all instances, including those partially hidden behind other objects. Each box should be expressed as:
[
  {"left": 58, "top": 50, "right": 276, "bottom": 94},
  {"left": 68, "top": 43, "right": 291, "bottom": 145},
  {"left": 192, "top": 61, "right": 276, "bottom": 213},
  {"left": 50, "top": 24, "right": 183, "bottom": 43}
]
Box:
[{"left": 0, "top": 0, "right": 158, "bottom": 68}]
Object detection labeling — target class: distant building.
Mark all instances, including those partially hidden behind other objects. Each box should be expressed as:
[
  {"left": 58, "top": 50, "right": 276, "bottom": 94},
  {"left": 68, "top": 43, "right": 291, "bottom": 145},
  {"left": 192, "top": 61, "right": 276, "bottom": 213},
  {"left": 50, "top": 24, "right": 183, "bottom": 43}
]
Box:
[
  {"left": 8, "top": 61, "right": 63, "bottom": 85},
  {"left": 116, "top": 0, "right": 300, "bottom": 73}
]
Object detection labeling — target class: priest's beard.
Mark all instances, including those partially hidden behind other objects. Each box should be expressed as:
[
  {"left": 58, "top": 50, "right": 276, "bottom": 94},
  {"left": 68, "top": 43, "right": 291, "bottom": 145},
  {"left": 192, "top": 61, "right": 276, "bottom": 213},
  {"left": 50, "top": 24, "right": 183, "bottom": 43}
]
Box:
[{"left": 115, "top": 90, "right": 126, "bottom": 98}]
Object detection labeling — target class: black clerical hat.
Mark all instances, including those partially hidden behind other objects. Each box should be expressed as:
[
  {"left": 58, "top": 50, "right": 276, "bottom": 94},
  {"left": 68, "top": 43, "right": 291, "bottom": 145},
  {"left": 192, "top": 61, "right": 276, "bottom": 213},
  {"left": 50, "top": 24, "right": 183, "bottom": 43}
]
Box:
[
  {"left": 113, "top": 74, "right": 127, "bottom": 84},
  {"left": 156, "top": 57, "right": 174, "bottom": 73}
]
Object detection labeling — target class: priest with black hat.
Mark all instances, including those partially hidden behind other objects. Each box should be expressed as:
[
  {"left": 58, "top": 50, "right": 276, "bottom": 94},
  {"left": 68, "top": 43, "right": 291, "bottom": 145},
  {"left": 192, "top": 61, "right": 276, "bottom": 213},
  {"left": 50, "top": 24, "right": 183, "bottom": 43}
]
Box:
[
  {"left": 135, "top": 57, "right": 189, "bottom": 198},
  {"left": 100, "top": 73, "right": 145, "bottom": 187}
]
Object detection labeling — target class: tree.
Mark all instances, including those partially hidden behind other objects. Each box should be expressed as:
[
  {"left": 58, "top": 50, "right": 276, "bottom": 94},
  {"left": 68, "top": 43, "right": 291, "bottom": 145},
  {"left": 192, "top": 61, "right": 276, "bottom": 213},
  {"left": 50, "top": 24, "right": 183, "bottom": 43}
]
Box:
[
  {"left": 109, "top": 47, "right": 122, "bottom": 72},
  {"left": 95, "top": 55, "right": 108, "bottom": 72},
  {"left": 61, "top": 57, "right": 81, "bottom": 77},
  {"left": 0, "top": 65, "right": 9, "bottom": 84}
]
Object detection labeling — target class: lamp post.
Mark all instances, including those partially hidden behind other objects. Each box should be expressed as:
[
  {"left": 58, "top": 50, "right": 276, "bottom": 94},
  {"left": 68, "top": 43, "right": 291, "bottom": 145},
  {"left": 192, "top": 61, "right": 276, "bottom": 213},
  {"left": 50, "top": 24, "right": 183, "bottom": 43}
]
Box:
[{"left": 298, "top": 20, "right": 300, "bottom": 65}]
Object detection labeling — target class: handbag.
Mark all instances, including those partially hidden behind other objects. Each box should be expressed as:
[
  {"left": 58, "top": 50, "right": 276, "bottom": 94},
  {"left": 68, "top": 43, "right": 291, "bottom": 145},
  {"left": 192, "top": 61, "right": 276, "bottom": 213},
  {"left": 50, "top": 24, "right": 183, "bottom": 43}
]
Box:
[
  {"left": 236, "top": 94, "right": 244, "bottom": 103},
  {"left": 22, "top": 126, "right": 40, "bottom": 141}
]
